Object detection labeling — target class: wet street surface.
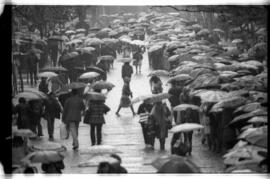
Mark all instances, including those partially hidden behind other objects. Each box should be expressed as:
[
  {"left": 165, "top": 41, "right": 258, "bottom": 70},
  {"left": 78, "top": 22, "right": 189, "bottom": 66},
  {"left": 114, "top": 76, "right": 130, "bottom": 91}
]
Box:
[{"left": 24, "top": 51, "right": 225, "bottom": 173}]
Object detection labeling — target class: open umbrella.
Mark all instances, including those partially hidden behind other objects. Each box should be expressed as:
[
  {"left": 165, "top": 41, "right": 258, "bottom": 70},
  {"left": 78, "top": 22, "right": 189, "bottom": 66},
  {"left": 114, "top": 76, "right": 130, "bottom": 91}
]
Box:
[
  {"left": 196, "top": 29, "right": 210, "bottom": 36},
  {"left": 39, "top": 66, "right": 68, "bottom": 73},
  {"left": 91, "top": 81, "right": 115, "bottom": 90},
  {"left": 211, "top": 96, "right": 246, "bottom": 110},
  {"left": 148, "top": 45, "right": 163, "bottom": 53},
  {"left": 151, "top": 155, "right": 200, "bottom": 173},
  {"left": 76, "top": 47, "right": 95, "bottom": 54},
  {"left": 238, "top": 126, "right": 267, "bottom": 139},
  {"left": 12, "top": 129, "right": 36, "bottom": 138},
  {"left": 248, "top": 116, "right": 267, "bottom": 124},
  {"left": 65, "top": 30, "right": 76, "bottom": 35},
  {"left": 245, "top": 133, "right": 267, "bottom": 148},
  {"left": 21, "top": 151, "right": 65, "bottom": 164},
  {"left": 213, "top": 28, "right": 225, "bottom": 34},
  {"left": 193, "top": 90, "right": 228, "bottom": 103},
  {"left": 64, "top": 82, "right": 86, "bottom": 89},
  {"left": 168, "top": 54, "right": 181, "bottom": 62},
  {"left": 232, "top": 39, "right": 243, "bottom": 44},
  {"left": 229, "top": 109, "right": 267, "bottom": 126},
  {"left": 14, "top": 92, "right": 44, "bottom": 102},
  {"left": 98, "top": 55, "right": 115, "bottom": 62},
  {"left": 131, "top": 94, "right": 153, "bottom": 104},
  {"left": 29, "top": 140, "right": 67, "bottom": 152},
  {"left": 167, "top": 74, "right": 192, "bottom": 84},
  {"left": 84, "top": 92, "right": 106, "bottom": 101},
  {"left": 76, "top": 28, "right": 86, "bottom": 33},
  {"left": 170, "top": 123, "right": 204, "bottom": 133},
  {"left": 144, "top": 93, "right": 171, "bottom": 103},
  {"left": 60, "top": 52, "right": 79, "bottom": 61},
  {"left": 116, "top": 58, "right": 134, "bottom": 63},
  {"left": 86, "top": 66, "right": 105, "bottom": 74},
  {"left": 79, "top": 72, "right": 100, "bottom": 80},
  {"left": 48, "top": 36, "right": 63, "bottom": 41},
  {"left": 234, "top": 102, "right": 262, "bottom": 114},
  {"left": 78, "top": 155, "right": 119, "bottom": 167},
  {"left": 79, "top": 145, "right": 122, "bottom": 155},
  {"left": 173, "top": 104, "right": 200, "bottom": 111},
  {"left": 38, "top": 71, "right": 58, "bottom": 78},
  {"left": 148, "top": 70, "right": 169, "bottom": 77}
]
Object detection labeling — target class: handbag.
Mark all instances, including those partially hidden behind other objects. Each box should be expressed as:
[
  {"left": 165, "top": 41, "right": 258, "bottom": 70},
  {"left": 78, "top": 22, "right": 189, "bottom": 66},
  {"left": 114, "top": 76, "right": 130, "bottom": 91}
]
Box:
[{"left": 60, "top": 122, "right": 68, "bottom": 140}]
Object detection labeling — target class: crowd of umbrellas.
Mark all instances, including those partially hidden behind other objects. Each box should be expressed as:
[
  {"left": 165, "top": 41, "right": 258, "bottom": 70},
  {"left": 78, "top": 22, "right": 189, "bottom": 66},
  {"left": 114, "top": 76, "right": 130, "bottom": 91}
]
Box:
[{"left": 11, "top": 11, "right": 267, "bottom": 173}]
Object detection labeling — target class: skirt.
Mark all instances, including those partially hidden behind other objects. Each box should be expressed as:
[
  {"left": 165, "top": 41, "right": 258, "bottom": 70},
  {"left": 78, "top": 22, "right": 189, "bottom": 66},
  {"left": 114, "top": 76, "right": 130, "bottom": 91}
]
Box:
[{"left": 120, "top": 95, "right": 131, "bottom": 108}]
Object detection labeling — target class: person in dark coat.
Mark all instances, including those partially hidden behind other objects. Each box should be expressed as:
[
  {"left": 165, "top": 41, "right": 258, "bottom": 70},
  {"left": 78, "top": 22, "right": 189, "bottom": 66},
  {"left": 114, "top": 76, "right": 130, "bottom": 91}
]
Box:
[
  {"left": 28, "top": 99, "right": 44, "bottom": 136},
  {"left": 41, "top": 160, "right": 65, "bottom": 174},
  {"left": 109, "top": 154, "right": 128, "bottom": 173},
  {"left": 168, "top": 81, "right": 182, "bottom": 124},
  {"left": 44, "top": 92, "right": 63, "bottom": 140},
  {"left": 62, "top": 89, "right": 85, "bottom": 150},
  {"left": 121, "top": 62, "right": 133, "bottom": 81},
  {"left": 183, "top": 108, "right": 194, "bottom": 155},
  {"left": 27, "top": 50, "right": 39, "bottom": 87},
  {"left": 83, "top": 100, "right": 110, "bottom": 145},
  {"left": 137, "top": 101, "right": 153, "bottom": 148},
  {"left": 38, "top": 77, "right": 49, "bottom": 94},
  {"left": 179, "top": 87, "right": 190, "bottom": 124},
  {"left": 115, "top": 77, "right": 135, "bottom": 116},
  {"left": 13, "top": 98, "right": 31, "bottom": 129},
  {"left": 133, "top": 50, "right": 143, "bottom": 74}
]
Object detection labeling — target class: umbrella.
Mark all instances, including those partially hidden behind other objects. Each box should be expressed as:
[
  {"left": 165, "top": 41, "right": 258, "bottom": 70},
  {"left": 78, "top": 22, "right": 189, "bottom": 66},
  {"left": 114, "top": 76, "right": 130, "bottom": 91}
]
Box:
[
  {"left": 78, "top": 155, "right": 119, "bottom": 167},
  {"left": 79, "top": 72, "right": 100, "bottom": 80},
  {"left": 170, "top": 123, "right": 204, "bottom": 133},
  {"left": 60, "top": 52, "right": 79, "bottom": 61},
  {"left": 76, "top": 47, "right": 95, "bottom": 54},
  {"left": 229, "top": 109, "right": 267, "bottom": 126},
  {"left": 234, "top": 102, "right": 262, "bottom": 114},
  {"left": 196, "top": 29, "right": 210, "bottom": 36},
  {"left": 38, "top": 71, "right": 58, "bottom": 78},
  {"left": 148, "top": 70, "right": 169, "bottom": 77},
  {"left": 65, "top": 30, "right": 76, "bottom": 35},
  {"left": 21, "top": 151, "right": 65, "bottom": 164},
  {"left": 48, "top": 36, "right": 63, "bottom": 41},
  {"left": 238, "top": 126, "right": 267, "bottom": 139},
  {"left": 173, "top": 104, "right": 200, "bottom": 112},
  {"left": 248, "top": 116, "right": 267, "bottom": 124},
  {"left": 79, "top": 145, "right": 122, "bottom": 155},
  {"left": 148, "top": 45, "right": 163, "bottom": 53},
  {"left": 144, "top": 93, "right": 171, "bottom": 103},
  {"left": 76, "top": 28, "right": 86, "bottom": 33},
  {"left": 116, "top": 58, "right": 134, "bottom": 63},
  {"left": 213, "top": 28, "right": 225, "bottom": 34},
  {"left": 39, "top": 66, "right": 68, "bottom": 73},
  {"left": 193, "top": 90, "right": 228, "bottom": 103},
  {"left": 12, "top": 129, "right": 36, "bottom": 138},
  {"left": 64, "top": 82, "right": 86, "bottom": 89},
  {"left": 98, "top": 55, "right": 115, "bottom": 62},
  {"left": 131, "top": 94, "right": 153, "bottom": 104},
  {"left": 14, "top": 91, "right": 44, "bottom": 102},
  {"left": 29, "top": 140, "right": 67, "bottom": 152},
  {"left": 232, "top": 39, "right": 243, "bottom": 44},
  {"left": 245, "top": 133, "right": 267, "bottom": 148},
  {"left": 84, "top": 92, "right": 106, "bottom": 101},
  {"left": 85, "top": 38, "right": 103, "bottom": 46},
  {"left": 211, "top": 96, "right": 247, "bottom": 110},
  {"left": 167, "top": 74, "right": 192, "bottom": 84},
  {"left": 91, "top": 81, "right": 115, "bottom": 90},
  {"left": 34, "top": 39, "right": 47, "bottom": 46},
  {"left": 152, "top": 155, "right": 200, "bottom": 173},
  {"left": 86, "top": 66, "right": 105, "bottom": 74},
  {"left": 256, "top": 27, "right": 266, "bottom": 35},
  {"left": 23, "top": 89, "right": 48, "bottom": 100}
]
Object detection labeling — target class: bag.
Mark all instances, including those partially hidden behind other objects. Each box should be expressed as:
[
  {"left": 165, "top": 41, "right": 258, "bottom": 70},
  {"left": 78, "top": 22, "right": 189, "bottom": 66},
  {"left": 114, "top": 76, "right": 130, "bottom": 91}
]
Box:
[
  {"left": 138, "top": 112, "right": 150, "bottom": 123},
  {"left": 60, "top": 123, "right": 68, "bottom": 140},
  {"left": 83, "top": 109, "right": 91, "bottom": 124}
]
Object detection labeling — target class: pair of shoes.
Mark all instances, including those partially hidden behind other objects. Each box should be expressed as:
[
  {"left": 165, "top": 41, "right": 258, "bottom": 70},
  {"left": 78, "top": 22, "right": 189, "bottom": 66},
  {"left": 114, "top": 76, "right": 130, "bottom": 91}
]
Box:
[
  {"left": 73, "top": 146, "right": 79, "bottom": 150},
  {"left": 115, "top": 112, "right": 120, "bottom": 116},
  {"left": 49, "top": 136, "right": 54, "bottom": 141}
]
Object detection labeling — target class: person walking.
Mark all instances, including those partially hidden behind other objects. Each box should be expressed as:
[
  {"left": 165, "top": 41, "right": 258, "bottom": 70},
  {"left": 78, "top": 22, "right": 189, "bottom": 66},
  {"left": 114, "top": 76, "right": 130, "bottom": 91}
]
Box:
[
  {"left": 200, "top": 102, "right": 212, "bottom": 149},
  {"left": 132, "top": 50, "right": 143, "bottom": 74},
  {"left": 13, "top": 97, "right": 31, "bottom": 129},
  {"left": 150, "top": 101, "right": 171, "bottom": 150},
  {"left": 121, "top": 62, "right": 133, "bottom": 82},
  {"left": 27, "top": 50, "right": 39, "bottom": 87},
  {"left": 183, "top": 108, "right": 194, "bottom": 155},
  {"left": 28, "top": 99, "right": 44, "bottom": 137},
  {"left": 62, "top": 89, "right": 85, "bottom": 150},
  {"left": 137, "top": 100, "right": 153, "bottom": 148},
  {"left": 149, "top": 75, "right": 163, "bottom": 94},
  {"left": 168, "top": 81, "right": 182, "bottom": 124},
  {"left": 179, "top": 87, "right": 190, "bottom": 124},
  {"left": 44, "top": 92, "right": 63, "bottom": 141},
  {"left": 38, "top": 77, "right": 49, "bottom": 94},
  {"left": 115, "top": 77, "right": 136, "bottom": 116},
  {"left": 83, "top": 100, "right": 110, "bottom": 146}
]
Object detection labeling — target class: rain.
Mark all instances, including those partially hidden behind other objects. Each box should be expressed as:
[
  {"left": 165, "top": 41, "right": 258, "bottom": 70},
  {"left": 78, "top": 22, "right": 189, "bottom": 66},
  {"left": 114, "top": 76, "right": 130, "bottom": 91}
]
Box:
[{"left": 8, "top": 5, "right": 268, "bottom": 174}]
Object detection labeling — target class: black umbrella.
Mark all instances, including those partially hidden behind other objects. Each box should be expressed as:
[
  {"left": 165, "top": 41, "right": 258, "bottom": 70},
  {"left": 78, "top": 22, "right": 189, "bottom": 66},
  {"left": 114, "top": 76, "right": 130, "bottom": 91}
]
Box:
[
  {"left": 39, "top": 66, "right": 68, "bottom": 73},
  {"left": 86, "top": 66, "right": 105, "bottom": 75}
]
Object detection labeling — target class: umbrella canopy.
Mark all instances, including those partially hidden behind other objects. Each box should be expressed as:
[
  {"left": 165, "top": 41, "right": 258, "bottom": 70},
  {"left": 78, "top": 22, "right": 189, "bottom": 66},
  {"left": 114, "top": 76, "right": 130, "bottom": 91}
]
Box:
[
  {"left": 48, "top": 35, "right": 63, "bottom": 41},
  {"left": 64, "top": 82, "right": 86, "bottom": 89},
  {"left": 229, "top": 109, "right": 267, "bottom": 126},
  {"left": 148, "top": 70, "right": 169, "bottom": 77},
  {"left": 91, "top": 81, "right": 115, "bottom": 90},
  {"left": 14, "top": 91, "right": 45, "bottom": 103},
  {"left": 213, "top": 28, "right": 225, "bottom": 33},
  {"left": 248, "top": 116, "right": 267, "bottom": 124},
  {"left": 85, "top": 38, "right": 103, "bottom": 46},
  {"left": 238, "top": 126, "right": 267, "bottom": 139},
  {"left": 38, "top": 71, "right": 58, "bottom": 78},
  {"left": 116, "top": 58, "right": 134, "bottom": 63},
  {"left": 84, "top": 92, "right": 106, "bottom": 101},
  {"left": 148, "top": 45, "right": 163, "bottom": 53},
  {"left": 168, "top": 54, "right": 181, "bottom": 62},
  {"left": 173, "top": 104, "right": 200, "bottom": 112},
  {"left": 79, "top": 145, "right": 122, "bottom": 155},
  {"left": 152, "top": 155, "right": 200, "bottom": 173},
  {"left": 23, "top": 89, "right": 48, "bottom": 100},
  {"left": 12, "top": 129, "right": 36, "bottom": 138},
  {"left": 234, "top": 102, "right": 262, "bottom": 114},
  {"left": 211, "top": 96, "right": 246, "bottom": 111},
  {"left": 131, "top": 94, "right": 153, "bottom": 104},
  {"left": 76, "top": 47, "right": 95, "bottom": 54},
  {"left": 193, "top": 90, "right": 228, "bottom": 103},
  {"left": 98, "top": 55, "right": 115, "bottom": 61},
  {"left": 78, "top": 155, "right": 119, "bottom": 167},
  {"left": 29, "top": 140, "right": 67, "bottom": 152},
  {"left": 232, "top": 39, "right": 243, "bottom": 44},
  {"left": 79, "top": 72, "right": 100, "bottom": 80},
  {"left": 65, "top": 30, "right": 76, "bottom": 35},
  {"left": 21, "top": 151, "right": 65, "bottom": 164},
  {"left": 144, "top": 93, "right": 171, "bottom": 103},
  {"left": 39, "top": 66, "right": 68, "bottom": 73},
  {"left": 170, "top": 123, "right": 204, "bottom": 133},
  {"left": 167, "top": 74, "right": 192, "bottom": 84},
  {"left": 86, "top": 66, "right": 105, "bottom": 74},
  {"left": 245, "top": 133, "right": 267, "bottom": 148},
  {"left": 60, "top": 52, "right": 79, "bottom": 61},
  {"left": 76, "top": 28, "right": 86, "bottom": 33},
  {"left": 196, "top": 29, "right": 210, "bottom": 36}
]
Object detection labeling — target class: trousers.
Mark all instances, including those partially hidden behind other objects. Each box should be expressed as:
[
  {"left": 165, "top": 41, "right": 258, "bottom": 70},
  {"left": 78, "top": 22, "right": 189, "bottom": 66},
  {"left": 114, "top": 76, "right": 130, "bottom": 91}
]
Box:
[
  {"left": 69, "top": 122, "right": 79, "bottom": 147},
  {"left": 90, "top": 124, "right": 103, "bottom": 145}
]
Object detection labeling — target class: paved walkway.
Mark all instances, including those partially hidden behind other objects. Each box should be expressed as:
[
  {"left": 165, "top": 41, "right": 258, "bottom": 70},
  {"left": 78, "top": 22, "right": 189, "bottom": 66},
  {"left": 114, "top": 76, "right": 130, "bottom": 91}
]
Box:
[{"left": 22, "top": 51, "right": 225, "bottom": 173}]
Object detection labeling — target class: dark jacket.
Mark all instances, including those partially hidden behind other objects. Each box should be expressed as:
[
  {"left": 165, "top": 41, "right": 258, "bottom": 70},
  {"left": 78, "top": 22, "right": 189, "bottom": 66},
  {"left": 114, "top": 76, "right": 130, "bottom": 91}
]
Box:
[
  {"left": 38, "top": 81, "right": 49, "bottom": 94},
  {"left": 83, "top": 102, "right": 110, "bottom": 124},
  {"left": 44, "top": 96, "right": 62, "bottom": 119},
  {"left": 13, "top": 103, "right": 31, "bottom": 129},
  {"left": 121, "top": 64, "right": 133, "bottom": 79},
  {"left": 137, "top": 103, "right": 153, "bottom": 114},
  {"left": 168, "top": 87, "right": 182, "bottom": 107},
  {"left": 62, "top": 95, "right": 85, "bottom": 123}
]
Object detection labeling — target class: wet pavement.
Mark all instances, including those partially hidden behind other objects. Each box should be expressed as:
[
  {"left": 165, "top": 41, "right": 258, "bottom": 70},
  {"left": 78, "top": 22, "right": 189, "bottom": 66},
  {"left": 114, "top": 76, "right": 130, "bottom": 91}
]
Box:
[{"left": 22, "top": 51, "right": 225, "bottom": 173}]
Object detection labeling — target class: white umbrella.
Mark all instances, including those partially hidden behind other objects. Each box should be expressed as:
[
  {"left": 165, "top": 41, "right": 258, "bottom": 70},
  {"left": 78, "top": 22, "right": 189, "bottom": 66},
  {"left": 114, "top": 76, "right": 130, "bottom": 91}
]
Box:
[
  {"left": 173, "top": 104, "right": 200, "bottom": 111},
  {"left": 79, "top": 145, "right": 122, "bottom": 155},
  {"left": 232, "top": 39, "right": 243, "bottom": 44},
  {"left": 79, "top": 72, "right": 100, "bottom": 80},
  {"left": 170, "top": 123, "right": 204, "bottom": 133},
  {"left": 38, "top": 71, "right": 58, "bottom": 78}
]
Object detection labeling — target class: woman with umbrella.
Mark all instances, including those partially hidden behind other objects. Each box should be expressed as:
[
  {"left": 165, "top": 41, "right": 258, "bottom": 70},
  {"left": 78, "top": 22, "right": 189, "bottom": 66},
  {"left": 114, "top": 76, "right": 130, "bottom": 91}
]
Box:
[
  {"left": 83, "top": 97, "right": 110, "bottom": 146},
  {"left": 115, "top": 77, "right": 136, "bottom": 116},
  {"left": 149, "top": 101, "right": 171, "bottom": 151}
]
